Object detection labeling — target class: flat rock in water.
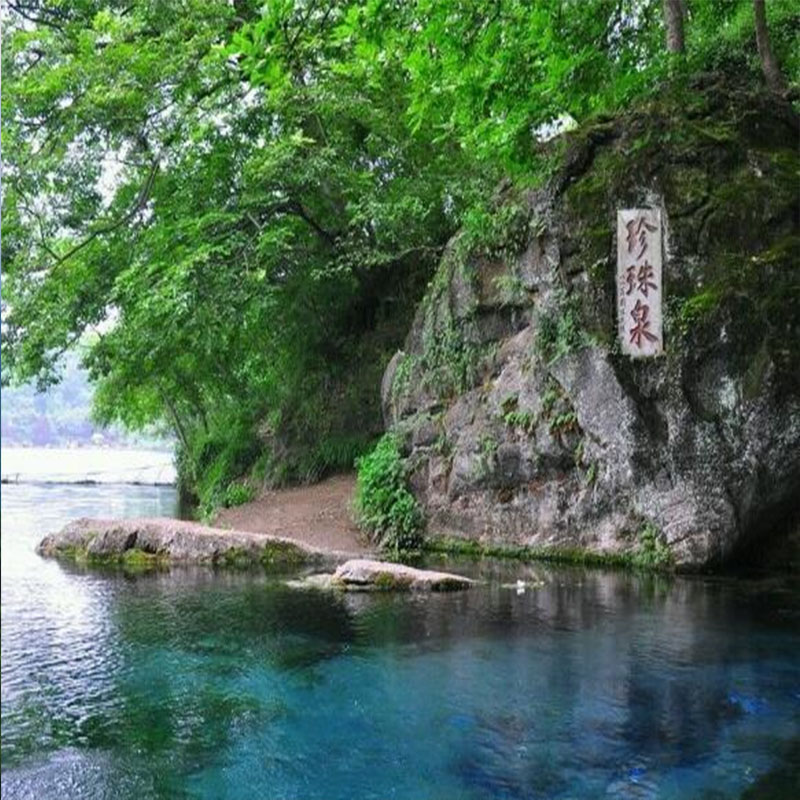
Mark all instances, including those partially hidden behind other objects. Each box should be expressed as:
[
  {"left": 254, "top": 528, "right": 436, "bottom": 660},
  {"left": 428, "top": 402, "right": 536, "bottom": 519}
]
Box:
[
  {"left": 331, "top": 559, "right": 474, "bottom": 591},
  {"left": 36, "top": 517, "right": 352, "bottom": 568}
]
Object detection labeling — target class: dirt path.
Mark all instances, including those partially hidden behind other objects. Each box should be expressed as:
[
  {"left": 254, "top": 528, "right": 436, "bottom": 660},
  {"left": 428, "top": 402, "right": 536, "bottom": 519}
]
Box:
[{"left": 214, "top": 473, "right": 372, "bottom": 555}]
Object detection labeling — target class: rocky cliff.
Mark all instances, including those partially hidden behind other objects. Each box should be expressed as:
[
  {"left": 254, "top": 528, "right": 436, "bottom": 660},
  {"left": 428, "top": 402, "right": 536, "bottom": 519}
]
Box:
[{"left": 381, "top": 78, "right": 800, "bottom": 570}]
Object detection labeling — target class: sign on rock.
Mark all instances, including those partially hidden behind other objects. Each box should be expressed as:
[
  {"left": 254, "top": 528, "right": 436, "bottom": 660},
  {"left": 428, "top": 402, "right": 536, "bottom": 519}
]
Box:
[{"left": 617, "top": 208, "right": 663, "bottom": 357}]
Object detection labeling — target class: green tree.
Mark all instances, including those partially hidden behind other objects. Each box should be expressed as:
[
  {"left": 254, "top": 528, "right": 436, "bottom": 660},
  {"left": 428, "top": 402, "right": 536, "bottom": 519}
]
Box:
[
  {"left": 3, "top": 0, "right": 797, "bottom": 508},
  {"left": 1, "top": 1, "right": 484, "bottom": 504}
]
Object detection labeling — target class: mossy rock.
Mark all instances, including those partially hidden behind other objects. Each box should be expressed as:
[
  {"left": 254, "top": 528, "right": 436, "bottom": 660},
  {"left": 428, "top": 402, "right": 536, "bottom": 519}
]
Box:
[
  {"left": 56, "top": 545, "right": 169, "bottom": 572},
  {"left": 260, "top": 540, "right": 309, "bottom": 570},
  {"left": 383, "top": 77, "right": 799, "bottom": 571}
]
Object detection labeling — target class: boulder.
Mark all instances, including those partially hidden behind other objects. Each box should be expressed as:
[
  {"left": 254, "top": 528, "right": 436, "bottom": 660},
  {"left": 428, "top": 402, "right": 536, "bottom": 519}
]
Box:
[
  {"left": 332, "top": 559, "right": 474, "bottom": 591},
  {"left": 381, "top": 80, "right": 800, "bottom": 570},
  {"left": 37, "top": 517, "right": 340, "bottom": 569}
]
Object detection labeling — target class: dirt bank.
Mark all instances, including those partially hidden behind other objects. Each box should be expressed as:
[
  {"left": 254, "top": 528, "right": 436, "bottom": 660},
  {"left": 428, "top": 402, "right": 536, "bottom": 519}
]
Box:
[{"left": 214, "top": 473, "right": 371, "bottom": 555}]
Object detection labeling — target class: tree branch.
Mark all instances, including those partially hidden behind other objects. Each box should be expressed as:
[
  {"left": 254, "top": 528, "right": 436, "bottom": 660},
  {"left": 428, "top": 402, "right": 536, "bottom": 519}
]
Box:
[{"left": 48, "top": 159, "right": 158, "bottom": 271}]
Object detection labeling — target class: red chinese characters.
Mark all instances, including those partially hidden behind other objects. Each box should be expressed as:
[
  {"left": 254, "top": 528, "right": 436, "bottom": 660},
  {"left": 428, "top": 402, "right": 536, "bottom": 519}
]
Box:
[
  {"left": 629, "top": 299, "right": 658, "bottom": 347},
  {"left": 625, "top": 216, "right": 657, "bottom": 259},
  {"left": 617, "top": 209, "right": 662, "bottom": 357},
  {"left": 624, "top": 261, "right": 657, "bottom": 298}
]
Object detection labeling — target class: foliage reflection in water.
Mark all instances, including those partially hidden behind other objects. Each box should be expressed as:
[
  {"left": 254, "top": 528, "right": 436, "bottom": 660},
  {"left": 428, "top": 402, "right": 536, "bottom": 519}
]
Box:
[{"left": 2, "top": 482, "right": 799, "bottom": 799}]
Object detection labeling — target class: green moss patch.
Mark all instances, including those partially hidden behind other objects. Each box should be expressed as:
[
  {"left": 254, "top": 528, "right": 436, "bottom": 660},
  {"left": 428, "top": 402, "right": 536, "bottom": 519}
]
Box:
[
  {"left": 259, "top": 541, "right": 309, "bottom": 569},
  {"left": 54, "top": 545, "right": 170, "bottom": 572},
  {"left": 48, "top": 538, "right": 311, "bottom": 572},
  {"left": 425, "top": 534, "right": 673, "bottom": 572},
  {"left": 371, "top": 571, "right": 412, "bottom": 591},
  {"left": 219, "top": 546, "right": 255, "bottom": 569}
]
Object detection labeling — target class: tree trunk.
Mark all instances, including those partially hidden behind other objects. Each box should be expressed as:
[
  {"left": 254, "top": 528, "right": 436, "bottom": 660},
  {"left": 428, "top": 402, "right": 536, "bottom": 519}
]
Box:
[
  {"left": 159, "top": 387, "right": 190, "bottom": 456},
  {"left": 663, "top": 0, "right": 685, "bottom": 54},
  {"left": 753, "top": 0, "right": 785, "bottom": 92}
]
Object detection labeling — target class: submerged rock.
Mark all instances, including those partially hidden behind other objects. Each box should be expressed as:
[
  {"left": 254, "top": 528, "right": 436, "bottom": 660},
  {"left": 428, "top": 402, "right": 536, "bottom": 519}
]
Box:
[
  {"left": 291, "top": 559, "right": 474, "bottom": 592},
  {"left": 37, "top": 517, "right": 341, "bottom": 569},
  {"left": 335, "top": 559, "right": 474, "bottom": 590},
  {"left": 382, "top": 80, "right": 800, "bottom": 571}
]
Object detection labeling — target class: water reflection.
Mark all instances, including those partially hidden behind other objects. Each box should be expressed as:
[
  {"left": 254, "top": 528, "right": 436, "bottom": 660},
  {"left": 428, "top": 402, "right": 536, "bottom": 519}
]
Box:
[{"left": 2, "top": 481, "right": 800, "bottom": 799}]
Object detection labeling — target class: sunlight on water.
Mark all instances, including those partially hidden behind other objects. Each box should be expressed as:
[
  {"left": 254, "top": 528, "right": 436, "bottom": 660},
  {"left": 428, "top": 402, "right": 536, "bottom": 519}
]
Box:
[
  {"left": 1, "top": 471, "right": 799, "bottom": 799},
  {"left": 1, "top": 447, "right": 175, "bottom": 485}
]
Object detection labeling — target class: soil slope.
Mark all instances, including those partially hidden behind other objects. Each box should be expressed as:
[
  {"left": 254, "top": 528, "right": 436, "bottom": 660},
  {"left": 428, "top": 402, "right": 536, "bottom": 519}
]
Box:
[{"left": 214, "top": 473, "right": 370, "bottom": 554}]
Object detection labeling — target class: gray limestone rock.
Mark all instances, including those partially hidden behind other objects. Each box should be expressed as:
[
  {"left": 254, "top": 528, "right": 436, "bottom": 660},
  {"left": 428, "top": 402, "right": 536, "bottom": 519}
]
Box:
[
  {"left": 380, "top": 87, "right": 800, "bottom": 570},
  {"left": 36, "top": 517, "right": 346, "bottom": 569},
  {"left": 332, "top": 559, "right": 474, "bottom": 591}
]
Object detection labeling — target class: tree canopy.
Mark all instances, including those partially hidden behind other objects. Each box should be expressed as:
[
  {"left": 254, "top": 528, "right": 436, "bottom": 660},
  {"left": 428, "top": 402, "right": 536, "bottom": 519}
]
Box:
[{"left": 2, "top": 0, "right": 797, "bottom": 507}]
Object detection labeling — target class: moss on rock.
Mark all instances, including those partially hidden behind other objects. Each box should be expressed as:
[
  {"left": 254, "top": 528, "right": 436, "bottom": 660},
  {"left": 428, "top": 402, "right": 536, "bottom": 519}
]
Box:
[
  {"left": 54, "top": 545, "right": 169, "bottom": 572},
  {"left": 424, "top": 535, "right": 643, "bottom": 570},
  {"left": 260, "top": 540, "right": 309, "bottom": 569},
  {"left": 381, "top": 76, "right": 799, "bottom": 571}
]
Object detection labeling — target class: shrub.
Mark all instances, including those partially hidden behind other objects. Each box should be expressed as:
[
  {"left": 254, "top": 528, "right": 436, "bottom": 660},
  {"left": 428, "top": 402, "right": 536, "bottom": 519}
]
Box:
[
  {"left": 355, "top": 434, "right": 424, "bottom": 554},
  {"left": 182, "top": 415, "right": 262, "bottom": 517},
  {"left": 224, "top": 481, "right": 256, "bottom": 508},
  {"left": 632, "top": 522, "right": 673, "bottom": 570}
]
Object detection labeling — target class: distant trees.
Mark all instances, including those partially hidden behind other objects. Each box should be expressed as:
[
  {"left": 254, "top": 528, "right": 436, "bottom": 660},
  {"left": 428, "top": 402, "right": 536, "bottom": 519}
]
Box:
[
  {"left": 662, "top": 0, "right": 789, "bottom": 93},
  {"left": 0, "top": 355, "right": 149, "bottom": 446}
]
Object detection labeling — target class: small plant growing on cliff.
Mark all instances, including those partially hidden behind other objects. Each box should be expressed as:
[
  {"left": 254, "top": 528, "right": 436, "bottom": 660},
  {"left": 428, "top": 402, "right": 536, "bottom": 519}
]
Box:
[
  {"left": 420, "top": 317, "right": 493, "bottom": 399},
  {"left": 390, "top": 352, "right": 417, "bottom": 407},
  {"left": 493, "top": 273, "right": 528, "bottom": 306},
  {"left": 470, "top": 433, "right": 499, "bottom": 481},
  {"left": 355, "top": 434, "right": 424, "bottom": 555},
  {"left": 632, "top": 523, "right": 673, "bottom": 570},
  {"left": 540, "top": 383, "right": 561, "bottom": 417},
  {"left": 480, "top": 433, "right": 498, "bottom": 460},
  {"left": 549, "top": 410, "right": 578, "bottom": 436},
  {"left": 535, "top": 288, "right": 586, "bottom": 364},
  {"left": 503, "top": 408, "right": 537, "bottom": 434},
  {"left": 434, "top": 431, "right": 452, "bottom": 458}
]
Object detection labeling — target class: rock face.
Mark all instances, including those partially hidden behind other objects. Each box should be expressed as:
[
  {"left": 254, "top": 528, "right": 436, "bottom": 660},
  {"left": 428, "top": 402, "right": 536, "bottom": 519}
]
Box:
[
  {"left": 37, "top": 517, "right": 340, "bottom": 568},
  {"left": 382, "top": 80, "right": 800, "bottom": 570}
]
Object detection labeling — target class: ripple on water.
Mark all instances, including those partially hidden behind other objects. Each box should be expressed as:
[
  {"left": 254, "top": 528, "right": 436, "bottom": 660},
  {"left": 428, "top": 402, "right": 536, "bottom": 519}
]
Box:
[{"left": 3, "top": 481, "right": 800, "bottom": 799}]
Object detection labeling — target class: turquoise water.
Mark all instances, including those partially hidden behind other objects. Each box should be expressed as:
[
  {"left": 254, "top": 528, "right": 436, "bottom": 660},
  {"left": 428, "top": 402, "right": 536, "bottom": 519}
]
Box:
[{"left": 2, "top": 481, "right": 799, "bottom": 799}]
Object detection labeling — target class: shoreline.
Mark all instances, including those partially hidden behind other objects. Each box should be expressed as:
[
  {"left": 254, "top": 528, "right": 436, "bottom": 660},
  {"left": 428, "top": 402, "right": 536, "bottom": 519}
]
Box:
[
  {"left": 34, "top": 470, "right": 796, "bottom": 575},
  {"left": 212, "top": 473, "right": 369, "bottom": 555},
  {"left": 2, "top": 478, "right": 176, "bottom": 487}
]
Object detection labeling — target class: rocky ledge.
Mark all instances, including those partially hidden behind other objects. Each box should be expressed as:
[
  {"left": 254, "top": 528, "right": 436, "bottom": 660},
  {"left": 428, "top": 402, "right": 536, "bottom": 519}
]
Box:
[
  {"left": 292, "top": 559, "right": 475, "bottom": 592},
  {"left": 382, "top": 81, "right": 800, "bottom": 571},
  {"left": 36, "top": 517, "right": 350, "bottom": 569}
]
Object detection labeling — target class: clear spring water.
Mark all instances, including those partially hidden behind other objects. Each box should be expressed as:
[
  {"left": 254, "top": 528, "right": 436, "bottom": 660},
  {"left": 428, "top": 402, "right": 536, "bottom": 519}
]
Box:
[{"left": 2, "top": 480, "right": 799, "bottom": 799}]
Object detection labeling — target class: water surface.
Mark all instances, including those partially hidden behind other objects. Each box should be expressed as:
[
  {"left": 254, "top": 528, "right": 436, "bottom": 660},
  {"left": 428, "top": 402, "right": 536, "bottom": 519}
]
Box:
[
  {"left": 2, "top": 476, "right": 799, "bottom": 799},
  {"left": 1, "top": 446, "right": 175, "bottom": 485}
]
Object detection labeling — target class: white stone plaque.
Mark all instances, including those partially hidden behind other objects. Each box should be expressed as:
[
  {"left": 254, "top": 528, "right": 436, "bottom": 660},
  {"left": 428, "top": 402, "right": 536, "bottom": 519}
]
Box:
[{"left": 617, "top": 208, "right": 663, "bottom": 357}]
